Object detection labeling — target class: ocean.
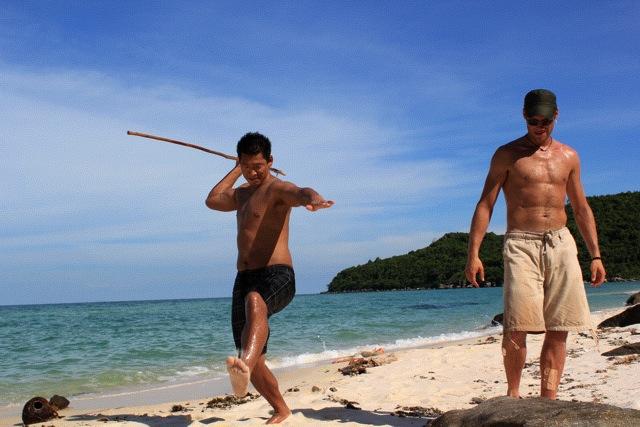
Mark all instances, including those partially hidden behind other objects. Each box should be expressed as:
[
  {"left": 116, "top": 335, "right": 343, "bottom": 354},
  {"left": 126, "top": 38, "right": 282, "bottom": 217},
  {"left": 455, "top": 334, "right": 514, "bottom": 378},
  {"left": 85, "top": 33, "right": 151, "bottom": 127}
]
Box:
[{"left": 1, "top": 282, "right": 638, "bottom": 407}]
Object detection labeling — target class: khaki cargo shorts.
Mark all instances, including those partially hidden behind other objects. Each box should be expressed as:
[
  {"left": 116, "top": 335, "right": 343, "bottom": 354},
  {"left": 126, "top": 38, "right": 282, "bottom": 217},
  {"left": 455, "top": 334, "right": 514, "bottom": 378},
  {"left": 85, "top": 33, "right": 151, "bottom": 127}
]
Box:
[{"left": 502, "top": 227, "right": 592, "bottom": 333}]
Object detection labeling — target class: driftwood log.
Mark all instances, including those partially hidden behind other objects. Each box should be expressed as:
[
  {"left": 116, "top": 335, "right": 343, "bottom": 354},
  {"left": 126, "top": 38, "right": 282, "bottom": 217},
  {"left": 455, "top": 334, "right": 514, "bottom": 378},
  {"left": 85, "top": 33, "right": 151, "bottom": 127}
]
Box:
[{"left": 127, "top": 131, "right": 286, "bottom": 176}]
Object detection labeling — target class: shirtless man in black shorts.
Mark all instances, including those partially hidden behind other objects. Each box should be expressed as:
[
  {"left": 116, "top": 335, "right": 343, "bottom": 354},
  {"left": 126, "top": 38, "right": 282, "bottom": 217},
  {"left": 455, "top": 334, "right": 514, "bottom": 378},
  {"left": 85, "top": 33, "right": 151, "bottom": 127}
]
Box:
[{"left": 206, "top": 132, "right": 333, "bottom": 424}]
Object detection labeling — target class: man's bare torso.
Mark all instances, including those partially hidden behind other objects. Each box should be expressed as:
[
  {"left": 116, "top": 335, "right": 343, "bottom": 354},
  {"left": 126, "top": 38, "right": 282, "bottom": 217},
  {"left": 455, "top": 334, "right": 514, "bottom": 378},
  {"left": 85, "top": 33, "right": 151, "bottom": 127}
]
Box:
[
  {"left": 500, "top": 137, "right": 578, "bottom": 232},
  {"left": 235, "top": 177, "right": 292, "bottom": 271}
]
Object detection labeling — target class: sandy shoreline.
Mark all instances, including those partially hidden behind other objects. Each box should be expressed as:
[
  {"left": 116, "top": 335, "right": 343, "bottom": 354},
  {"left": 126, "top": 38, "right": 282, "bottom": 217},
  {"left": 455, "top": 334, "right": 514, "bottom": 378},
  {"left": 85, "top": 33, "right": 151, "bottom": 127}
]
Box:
[{"left": 3, "top": 307, "right": 639, "bottom": 426}]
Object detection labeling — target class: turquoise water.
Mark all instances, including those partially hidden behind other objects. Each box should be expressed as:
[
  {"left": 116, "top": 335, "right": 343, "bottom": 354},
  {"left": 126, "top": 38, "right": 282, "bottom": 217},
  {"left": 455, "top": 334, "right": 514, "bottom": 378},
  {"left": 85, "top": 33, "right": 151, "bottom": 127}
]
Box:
[{"left": 1, "top": 282, "right": 638, "bottom": 406}]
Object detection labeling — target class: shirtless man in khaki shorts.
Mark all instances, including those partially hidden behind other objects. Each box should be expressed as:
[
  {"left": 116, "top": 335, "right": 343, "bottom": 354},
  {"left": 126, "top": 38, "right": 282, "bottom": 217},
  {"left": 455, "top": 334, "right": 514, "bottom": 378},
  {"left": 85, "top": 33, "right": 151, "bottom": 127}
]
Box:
[{"left": 465, "top": 89, "right": 606, "bottom": 399}]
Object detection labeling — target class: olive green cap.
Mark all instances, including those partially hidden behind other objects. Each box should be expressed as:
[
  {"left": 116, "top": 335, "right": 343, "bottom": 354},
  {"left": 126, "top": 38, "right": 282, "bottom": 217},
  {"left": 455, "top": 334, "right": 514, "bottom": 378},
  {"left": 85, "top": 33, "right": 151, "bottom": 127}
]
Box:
[{"left": 524, "top": 89, "right": 557, "bottom": 119}]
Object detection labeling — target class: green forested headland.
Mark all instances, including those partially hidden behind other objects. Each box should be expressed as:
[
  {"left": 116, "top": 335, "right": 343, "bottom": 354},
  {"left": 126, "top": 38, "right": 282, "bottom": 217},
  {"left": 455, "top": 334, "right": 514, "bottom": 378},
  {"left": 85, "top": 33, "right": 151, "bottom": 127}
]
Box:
[
  {"left": 326, "top": 191, "right": 640, "bottom": 293},
  {"left": 566, "top": 192, "right": 640, "bottom": 280}
]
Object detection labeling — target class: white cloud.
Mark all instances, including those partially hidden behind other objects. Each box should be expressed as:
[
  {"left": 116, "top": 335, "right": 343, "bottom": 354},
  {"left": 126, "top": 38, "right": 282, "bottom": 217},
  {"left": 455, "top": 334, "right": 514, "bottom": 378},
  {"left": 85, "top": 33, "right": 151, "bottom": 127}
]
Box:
[{"left": 0, "top": 63, "right": 479, "bottom": 302}]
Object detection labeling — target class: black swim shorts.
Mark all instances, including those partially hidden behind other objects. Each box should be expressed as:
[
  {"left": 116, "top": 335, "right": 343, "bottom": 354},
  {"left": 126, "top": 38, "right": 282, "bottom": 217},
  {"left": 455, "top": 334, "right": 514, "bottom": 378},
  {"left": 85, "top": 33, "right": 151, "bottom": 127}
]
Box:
[{"left": 231, "top": 264, "right": 295, "bottom": 354}]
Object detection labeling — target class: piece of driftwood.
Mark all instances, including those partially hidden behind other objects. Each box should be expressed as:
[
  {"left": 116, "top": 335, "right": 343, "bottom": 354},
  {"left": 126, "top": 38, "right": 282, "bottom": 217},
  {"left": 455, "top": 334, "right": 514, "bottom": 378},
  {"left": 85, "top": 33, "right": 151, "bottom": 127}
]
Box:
[{"left": 127, "top": 131, "right": 286, "bottom": 175}]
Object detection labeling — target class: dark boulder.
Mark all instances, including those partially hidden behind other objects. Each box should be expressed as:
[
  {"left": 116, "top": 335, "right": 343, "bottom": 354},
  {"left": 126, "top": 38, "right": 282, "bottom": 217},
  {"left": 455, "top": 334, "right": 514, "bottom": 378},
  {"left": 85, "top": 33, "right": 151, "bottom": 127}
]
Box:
[
  {"left": 598, "top": 305, "right": 640, "bottom": 328},
  {"left": 491, "top": 313, "right": 504, "bottom": 326},
  {"left": 49, "top": 394, "right": 70, "bottom": 410},
  {"left": 602, "top": 342, "right": 640, "bottom": 356},
  {"left": 430, "top": 396, "right": 640, "bottom": 427},
  {"left": 22, "top": 397, "right": 58, "bottom": 425},
  {"left": 626, "top": 292, "right": 640, "bottom": 306}
]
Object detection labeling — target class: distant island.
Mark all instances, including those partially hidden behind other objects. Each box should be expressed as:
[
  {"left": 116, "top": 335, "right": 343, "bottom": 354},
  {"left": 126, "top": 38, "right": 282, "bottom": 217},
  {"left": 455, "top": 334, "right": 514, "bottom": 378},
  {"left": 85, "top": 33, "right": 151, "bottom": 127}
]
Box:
[{"left": 326, "top": 191, "right": 640, "bottom": 293}]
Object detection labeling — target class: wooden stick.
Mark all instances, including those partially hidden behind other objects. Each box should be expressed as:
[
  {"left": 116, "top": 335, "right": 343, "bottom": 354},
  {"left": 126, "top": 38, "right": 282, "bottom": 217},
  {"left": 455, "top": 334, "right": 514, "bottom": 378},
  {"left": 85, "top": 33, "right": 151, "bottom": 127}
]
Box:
[{"left": 126, "top": 131, "right": 286, "bottom": 176}]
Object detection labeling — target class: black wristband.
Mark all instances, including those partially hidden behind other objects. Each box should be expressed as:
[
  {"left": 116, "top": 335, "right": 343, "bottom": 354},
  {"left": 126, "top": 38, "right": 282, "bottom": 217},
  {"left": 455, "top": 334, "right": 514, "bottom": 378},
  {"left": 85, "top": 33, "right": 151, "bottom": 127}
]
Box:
[{"left": 591, "top": 257, "right": 601, "bottom": 261}]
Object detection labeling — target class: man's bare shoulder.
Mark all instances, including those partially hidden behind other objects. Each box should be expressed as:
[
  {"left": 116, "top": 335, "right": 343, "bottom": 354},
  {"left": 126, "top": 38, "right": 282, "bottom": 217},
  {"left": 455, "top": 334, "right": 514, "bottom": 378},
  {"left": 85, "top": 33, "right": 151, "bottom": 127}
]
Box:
[
  {"left": 497, "top": 137, "right": 526, "bottom": 153},
  {"left": 555, "top": 140, "right": 577, "bottom": 155},
  {"left": 267, "top": 178, "right": 298, "bottom": 201},
  {"left": 491, "top": 138, "right": 524, "bottom": 164},
  {"left": 551, "top": 140, "right": 580, "bottom": 164},
  {"left": 266, "top": 178, "right": 303, "bottom": 209},
  {"left": 270, "top": 177, "right": 299, "bottom": 192}
]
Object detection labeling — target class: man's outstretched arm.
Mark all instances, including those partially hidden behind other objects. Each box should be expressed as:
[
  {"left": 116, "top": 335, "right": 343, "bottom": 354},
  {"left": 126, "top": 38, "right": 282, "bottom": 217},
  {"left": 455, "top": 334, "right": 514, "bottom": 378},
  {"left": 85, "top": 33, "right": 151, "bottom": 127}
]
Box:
[
  {"left": 566, "top": 152, "right": 606, "bottom": 286},
  {"left": 465, "top": 149, "right": 508, "bottom": 286},
  {"left": 273, "top": 181, "right": 334, "bottom": 211},
  {"left": 205, "top": 164, "right": 242, "bottom": 211}
]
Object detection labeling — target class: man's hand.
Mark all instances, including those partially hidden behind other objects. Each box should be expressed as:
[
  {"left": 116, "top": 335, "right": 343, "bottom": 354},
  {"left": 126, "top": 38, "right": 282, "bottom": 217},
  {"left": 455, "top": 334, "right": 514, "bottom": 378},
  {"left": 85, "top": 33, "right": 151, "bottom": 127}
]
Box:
[
  {"left": 305, "top": 197, "right": 334, "bottom": 211},
  {"left": 590, "top": 259, "right": 606, "bottom": 287},
  {"left": 465, "top": 257, "right": 484, "bottom": 288}
]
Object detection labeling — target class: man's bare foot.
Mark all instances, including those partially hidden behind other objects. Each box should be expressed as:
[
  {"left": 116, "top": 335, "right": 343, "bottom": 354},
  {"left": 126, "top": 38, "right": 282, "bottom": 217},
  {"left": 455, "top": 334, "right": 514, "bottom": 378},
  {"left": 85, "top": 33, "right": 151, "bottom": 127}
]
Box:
[
  {"left": 506, "top": 390, "right": 520, "bottom": 398},
  {"left": 226, "top": 356, "right": 250, "bottom": 397},
  {"left": 266, "top": 409, "right": 291, "bottom": 424}
]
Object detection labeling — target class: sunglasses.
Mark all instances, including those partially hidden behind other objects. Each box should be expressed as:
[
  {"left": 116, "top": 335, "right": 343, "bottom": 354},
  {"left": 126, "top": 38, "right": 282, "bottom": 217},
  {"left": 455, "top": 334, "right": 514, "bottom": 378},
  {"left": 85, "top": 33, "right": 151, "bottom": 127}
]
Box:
[{"left": 526, "top": 118, "right": 554, "bottom": 127}]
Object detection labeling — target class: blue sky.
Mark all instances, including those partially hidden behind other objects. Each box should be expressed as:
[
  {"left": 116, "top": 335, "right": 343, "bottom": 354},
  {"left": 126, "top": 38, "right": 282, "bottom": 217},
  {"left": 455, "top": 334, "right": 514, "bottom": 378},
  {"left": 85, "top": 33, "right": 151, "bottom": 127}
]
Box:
[{"left": 2, "top": 1, "right": 639, "bottom": 305}]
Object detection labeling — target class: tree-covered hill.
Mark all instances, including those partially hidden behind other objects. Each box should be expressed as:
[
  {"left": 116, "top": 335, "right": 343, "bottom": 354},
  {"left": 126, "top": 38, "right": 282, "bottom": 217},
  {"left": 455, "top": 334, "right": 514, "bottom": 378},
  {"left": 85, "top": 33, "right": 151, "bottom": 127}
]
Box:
[
  {"left": 566, "top": 191, "right": 640, "bottom": 280},
  {"left": 327, "top": 191, "right": 640, "bottom": 293}
]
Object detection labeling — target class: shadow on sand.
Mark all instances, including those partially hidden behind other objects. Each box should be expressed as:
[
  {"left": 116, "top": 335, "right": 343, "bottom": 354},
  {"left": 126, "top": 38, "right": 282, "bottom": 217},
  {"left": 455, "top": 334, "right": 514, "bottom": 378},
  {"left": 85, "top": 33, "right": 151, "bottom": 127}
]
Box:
[
  {"left": 295, "top": 407, "right": 432, "bottom": 426},
  {"left": 61, "top": 412, "right": 224, "bottom": 426}
]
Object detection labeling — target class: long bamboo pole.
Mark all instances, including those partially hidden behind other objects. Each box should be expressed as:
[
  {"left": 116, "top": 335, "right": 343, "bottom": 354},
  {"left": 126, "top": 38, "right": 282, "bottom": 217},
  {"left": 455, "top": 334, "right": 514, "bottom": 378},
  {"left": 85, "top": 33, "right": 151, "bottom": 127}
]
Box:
[{"left": 126, "top": 131, "right": 286, "bottom": 176}]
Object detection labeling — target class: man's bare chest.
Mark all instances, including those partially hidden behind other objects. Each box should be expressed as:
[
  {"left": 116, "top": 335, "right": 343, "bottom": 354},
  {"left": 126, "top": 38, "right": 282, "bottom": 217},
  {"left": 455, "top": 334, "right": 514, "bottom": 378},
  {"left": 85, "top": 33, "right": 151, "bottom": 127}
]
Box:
[
  {"left": 236, "top": 193, "right": 268, "bottom": 224},
  {"left": 510, "top": 155, "right": 570, "bottom": 186}
]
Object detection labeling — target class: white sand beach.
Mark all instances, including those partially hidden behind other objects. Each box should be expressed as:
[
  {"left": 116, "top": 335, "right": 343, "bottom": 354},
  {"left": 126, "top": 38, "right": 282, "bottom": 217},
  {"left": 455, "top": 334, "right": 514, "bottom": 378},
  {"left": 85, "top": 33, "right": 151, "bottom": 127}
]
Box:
[{"left": 3, "top": 308, "right": 639, "bottom": 426}]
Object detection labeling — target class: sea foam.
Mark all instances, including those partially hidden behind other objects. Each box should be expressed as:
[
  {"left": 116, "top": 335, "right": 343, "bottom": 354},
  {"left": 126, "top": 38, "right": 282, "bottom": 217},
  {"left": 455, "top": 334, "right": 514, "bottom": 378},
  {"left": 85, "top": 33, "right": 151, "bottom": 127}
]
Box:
[{"left": 269, "top": 327, "right": 501, "bottom": 369}]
